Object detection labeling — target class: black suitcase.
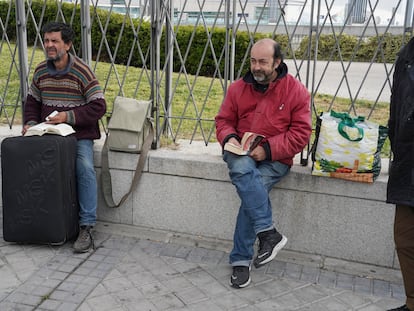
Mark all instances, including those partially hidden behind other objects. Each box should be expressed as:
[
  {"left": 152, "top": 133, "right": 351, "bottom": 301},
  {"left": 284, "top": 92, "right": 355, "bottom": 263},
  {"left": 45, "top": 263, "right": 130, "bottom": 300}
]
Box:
[{"left": 1, "top": 135, "right": 79, "bottom": 245}]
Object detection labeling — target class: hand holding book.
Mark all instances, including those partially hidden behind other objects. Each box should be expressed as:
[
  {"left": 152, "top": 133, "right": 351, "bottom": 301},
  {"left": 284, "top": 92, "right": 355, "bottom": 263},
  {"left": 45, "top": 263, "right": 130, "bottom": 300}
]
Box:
[
  {"left": 224, "top": 132, "right": 265, "bottom": 155},
  {"left": 23, "top": 111, "right": 75, "bottom": 137}
]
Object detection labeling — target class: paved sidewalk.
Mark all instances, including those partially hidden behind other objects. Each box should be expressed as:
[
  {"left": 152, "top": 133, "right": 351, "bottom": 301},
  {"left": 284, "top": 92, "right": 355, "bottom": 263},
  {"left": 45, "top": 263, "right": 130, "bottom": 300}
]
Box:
[{"left": 0, "top": 220, "right": 406, "bottom": 311}]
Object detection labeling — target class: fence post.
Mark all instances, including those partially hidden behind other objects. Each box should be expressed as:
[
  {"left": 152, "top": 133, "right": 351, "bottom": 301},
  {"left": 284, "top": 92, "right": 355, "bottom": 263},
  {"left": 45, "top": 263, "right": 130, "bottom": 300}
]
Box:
[
  {"left": 80, "top": 0, "right": 92, "bottom": 65},
  {"left": 223, "top": 0, "right": 240, "bottom": 97},
  {"left": 151, "top": 0, "right": 162, "bottom": 148},
  {"left": 164, "top": 0, "right": 174, "bottom": 137},
  {"left": 15, "top": 0, "right": 29, "bottom": 116},
  {"left": 404, "top": 0, "right": 414, "bottom": 36}
]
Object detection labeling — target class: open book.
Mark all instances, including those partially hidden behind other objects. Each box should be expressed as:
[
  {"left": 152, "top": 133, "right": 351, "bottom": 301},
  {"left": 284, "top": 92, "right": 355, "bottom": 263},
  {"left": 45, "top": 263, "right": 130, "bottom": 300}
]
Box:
[
  {"left": 224, "top": 132, "right": 265, "bottom": 155},
  {"left": 24, "top": 122, "right": 75, "bottom": 137}
]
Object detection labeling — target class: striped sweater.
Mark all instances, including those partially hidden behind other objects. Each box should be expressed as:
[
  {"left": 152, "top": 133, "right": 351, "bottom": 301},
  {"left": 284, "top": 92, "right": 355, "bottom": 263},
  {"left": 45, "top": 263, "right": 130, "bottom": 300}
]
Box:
[{"left": 24, "top": 54, "right": 107, "bottom": 140}]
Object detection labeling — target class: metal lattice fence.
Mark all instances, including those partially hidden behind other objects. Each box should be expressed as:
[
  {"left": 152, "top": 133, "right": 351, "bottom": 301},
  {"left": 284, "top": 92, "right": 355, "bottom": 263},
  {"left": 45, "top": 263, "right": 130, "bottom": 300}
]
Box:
[{"left": 1, "top": 0, "right": 413, "bottom": 147}]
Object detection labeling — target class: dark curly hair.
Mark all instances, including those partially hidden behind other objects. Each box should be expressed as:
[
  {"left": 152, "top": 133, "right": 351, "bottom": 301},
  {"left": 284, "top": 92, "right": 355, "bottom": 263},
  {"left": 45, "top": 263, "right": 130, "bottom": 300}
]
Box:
[{"left": 42, "top": 22, "right": 74, "bottom": 44}]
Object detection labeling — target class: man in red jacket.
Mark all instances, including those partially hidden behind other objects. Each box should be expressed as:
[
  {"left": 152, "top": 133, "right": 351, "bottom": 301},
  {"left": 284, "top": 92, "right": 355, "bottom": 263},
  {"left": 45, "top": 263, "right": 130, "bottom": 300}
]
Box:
[{"left": 215, "top": 38, "right": 311, "bottom": 288}]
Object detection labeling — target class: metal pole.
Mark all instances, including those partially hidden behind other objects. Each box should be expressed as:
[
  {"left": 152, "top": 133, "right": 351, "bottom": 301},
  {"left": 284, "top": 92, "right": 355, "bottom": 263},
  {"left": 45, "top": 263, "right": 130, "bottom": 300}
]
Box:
[
  {"left": 151, "top": 0, "right": 161, "bottom": 148},
  {"left": 230, "top": 0, "right": 236, "bottom": 83},
  {"left": 306, "top": 0, "right": 317, "bottom": 91},
  {"left": 223, "top": 0, "right": 231, "bottom": 92},
  {"left": 164, "top": 0, "right": 173, "bottom": 135},
  {"left": 404, "top": 0, "right": 414, "bottom": 36},
  {"left": 15, "top": 0, "right": 29, "bottom": 118},
  {"left": 80, "top": 0, "right": 92, "bottom": 65},
  {"left": 150, "top": 0, "right": 156, "bottom": 103},
  {"left": 301, "top": 0, "right": 320, "bottom": 166}
]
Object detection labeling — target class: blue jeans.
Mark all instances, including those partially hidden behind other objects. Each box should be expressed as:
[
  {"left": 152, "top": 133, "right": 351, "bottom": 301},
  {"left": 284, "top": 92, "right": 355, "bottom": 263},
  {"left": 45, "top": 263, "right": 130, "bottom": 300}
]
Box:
[
  {"left": 223, "top": 151, "right": 290, "bottom": 267},
  {"left": 76, "top": 139, "right": 97, "bottom": 227}
]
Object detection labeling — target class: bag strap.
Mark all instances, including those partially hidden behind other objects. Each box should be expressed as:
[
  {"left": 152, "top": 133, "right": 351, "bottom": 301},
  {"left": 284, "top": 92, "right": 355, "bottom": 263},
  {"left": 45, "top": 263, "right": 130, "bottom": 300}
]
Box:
[
  {"left": 310, "top": 113, "right": 323, "bottom": 163},
  {"left": 101, "top": 119, "right": 154, "bottom": 208},
  {"left": 330, "top": 110, "right": 365, "bottom": 142}
]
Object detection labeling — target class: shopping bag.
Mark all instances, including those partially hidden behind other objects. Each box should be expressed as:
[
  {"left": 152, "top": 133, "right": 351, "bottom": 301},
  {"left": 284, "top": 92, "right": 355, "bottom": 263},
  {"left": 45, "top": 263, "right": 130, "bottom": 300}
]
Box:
[{"left": 311, "top": 111, "right": 388, "bottom": 183}]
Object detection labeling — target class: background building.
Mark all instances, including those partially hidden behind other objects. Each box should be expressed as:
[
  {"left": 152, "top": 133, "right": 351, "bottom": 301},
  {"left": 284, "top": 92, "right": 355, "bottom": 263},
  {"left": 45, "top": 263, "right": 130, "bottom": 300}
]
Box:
[{"left": 346, "top": 0, "right": 368, "bottom": 24}]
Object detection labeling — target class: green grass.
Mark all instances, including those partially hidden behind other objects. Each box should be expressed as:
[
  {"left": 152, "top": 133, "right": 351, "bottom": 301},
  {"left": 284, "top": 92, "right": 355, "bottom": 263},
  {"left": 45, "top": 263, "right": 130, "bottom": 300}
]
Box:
[{"left": 0, "top": 44, "right": 391, "bottom": 155}]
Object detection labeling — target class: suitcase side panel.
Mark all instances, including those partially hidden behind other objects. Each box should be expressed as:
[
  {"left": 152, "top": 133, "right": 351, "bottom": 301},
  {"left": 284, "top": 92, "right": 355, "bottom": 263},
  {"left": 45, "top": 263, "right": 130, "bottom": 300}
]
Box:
[{"left": 58, "top": 135, "right": 79, "bottom": 242}]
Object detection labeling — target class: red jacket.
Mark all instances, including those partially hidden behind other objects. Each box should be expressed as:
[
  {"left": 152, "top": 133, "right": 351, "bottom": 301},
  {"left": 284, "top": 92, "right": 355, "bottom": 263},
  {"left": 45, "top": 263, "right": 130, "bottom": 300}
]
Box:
[{"left": 215, "top": 64, "right": 311, "bottom": 166}]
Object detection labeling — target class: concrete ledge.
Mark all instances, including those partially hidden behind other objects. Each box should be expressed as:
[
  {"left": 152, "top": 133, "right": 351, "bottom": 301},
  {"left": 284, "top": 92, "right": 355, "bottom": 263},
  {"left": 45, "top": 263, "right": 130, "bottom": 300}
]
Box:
[
  {"left": 0, "top": 126, "right": 397, "bottom": 272},
  {"left": 92, "top": 137, "right": 398, "bottom": 271}
]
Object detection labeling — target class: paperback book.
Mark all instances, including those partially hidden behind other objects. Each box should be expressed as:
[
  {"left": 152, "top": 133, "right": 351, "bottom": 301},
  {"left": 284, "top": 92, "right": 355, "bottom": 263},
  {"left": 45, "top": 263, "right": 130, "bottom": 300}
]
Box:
[
  {"left": 224, "top": 132, "right": 265, "bottom": 155},
  {"left": 24, "top": 122, "right": 75, "bottom": 137}
]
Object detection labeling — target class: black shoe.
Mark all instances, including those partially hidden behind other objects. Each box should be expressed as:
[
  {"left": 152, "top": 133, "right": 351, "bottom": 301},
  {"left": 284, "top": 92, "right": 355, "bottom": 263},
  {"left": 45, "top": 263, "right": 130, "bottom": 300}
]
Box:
[
  {"left": 230, "top": 266, "right": 251, "bottom": 289},
  {"left": 253, "top": 228, "right": 287, "bottom": 268},
  {"left": 73, "top": 226, "right": 94, "bottom": 253},
  {"left": 387, "top": 305, "right": 411, "bottom": 311}
]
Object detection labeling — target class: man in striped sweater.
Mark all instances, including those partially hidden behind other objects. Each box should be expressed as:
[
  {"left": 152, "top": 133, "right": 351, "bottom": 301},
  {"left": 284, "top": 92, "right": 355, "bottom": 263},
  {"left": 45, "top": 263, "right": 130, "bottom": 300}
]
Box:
[{"left": 23, "top": 22, "right": 107, "bottom": 253}]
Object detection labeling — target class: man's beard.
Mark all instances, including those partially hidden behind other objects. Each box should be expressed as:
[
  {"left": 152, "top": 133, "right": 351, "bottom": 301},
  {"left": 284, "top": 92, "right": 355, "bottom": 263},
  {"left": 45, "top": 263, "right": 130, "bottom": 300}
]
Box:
[
  {"left": 253, "top": 71, "right": 272, "bottom": 83},
  {"left": 46, "top": 50, "right": 66, "bottom": 62}
]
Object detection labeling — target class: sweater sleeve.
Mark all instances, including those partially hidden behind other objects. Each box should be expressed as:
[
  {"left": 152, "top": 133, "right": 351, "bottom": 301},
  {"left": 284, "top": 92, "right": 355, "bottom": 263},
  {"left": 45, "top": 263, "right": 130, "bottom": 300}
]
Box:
[
  {"left": 23, "top": 94, "right": 42, "bottom": 125},
  {"left": 66, "top": 97, "right": 107, "bottom": 126},
  {"left": 215, "top": 84, "right": 239, "bottom": 146}
]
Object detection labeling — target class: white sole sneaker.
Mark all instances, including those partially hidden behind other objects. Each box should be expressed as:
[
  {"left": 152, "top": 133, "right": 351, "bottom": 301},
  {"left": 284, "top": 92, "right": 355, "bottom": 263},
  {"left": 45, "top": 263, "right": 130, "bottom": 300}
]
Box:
[{"left": 255, "top": 235, "right": 288, "bottom": 267}]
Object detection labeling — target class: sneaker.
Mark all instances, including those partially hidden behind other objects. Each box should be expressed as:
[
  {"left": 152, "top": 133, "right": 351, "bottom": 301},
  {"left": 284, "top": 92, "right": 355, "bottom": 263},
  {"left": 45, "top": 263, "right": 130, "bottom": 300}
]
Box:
[
  {"left": 387, "top": 305, "right": 411, "bottom": 311},
  {"left": 253, "top": 228, "right": 287, "bottom": 268},
  {"left": 73, "top": 226, "right": 94, "bottom": 253},
  {"left": 230, "top": 265, "right": 251, "bottom": 289}
]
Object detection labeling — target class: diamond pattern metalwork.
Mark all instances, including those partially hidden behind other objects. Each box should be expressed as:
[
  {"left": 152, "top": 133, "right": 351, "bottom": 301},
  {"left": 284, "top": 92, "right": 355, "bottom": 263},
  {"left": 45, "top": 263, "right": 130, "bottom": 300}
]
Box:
[{"left": 0, "top": 0, "right": 412, "bottom": 144}]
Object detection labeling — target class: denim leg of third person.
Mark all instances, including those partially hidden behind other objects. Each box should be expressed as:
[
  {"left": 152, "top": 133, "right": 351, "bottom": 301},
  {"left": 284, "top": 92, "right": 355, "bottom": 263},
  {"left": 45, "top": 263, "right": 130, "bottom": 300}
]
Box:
[
  {"left": 76, "top": 139, "right": 98, "bottom": 227},
  {"left": 223, "top": 151, "right": 290, "bottom": 266}
]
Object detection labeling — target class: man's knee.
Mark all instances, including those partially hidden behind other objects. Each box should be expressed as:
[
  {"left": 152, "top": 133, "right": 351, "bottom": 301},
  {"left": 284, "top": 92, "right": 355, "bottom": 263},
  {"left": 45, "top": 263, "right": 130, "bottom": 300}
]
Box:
[{"left": 224, "top": 152, "right": 256, "bottom": 173}]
